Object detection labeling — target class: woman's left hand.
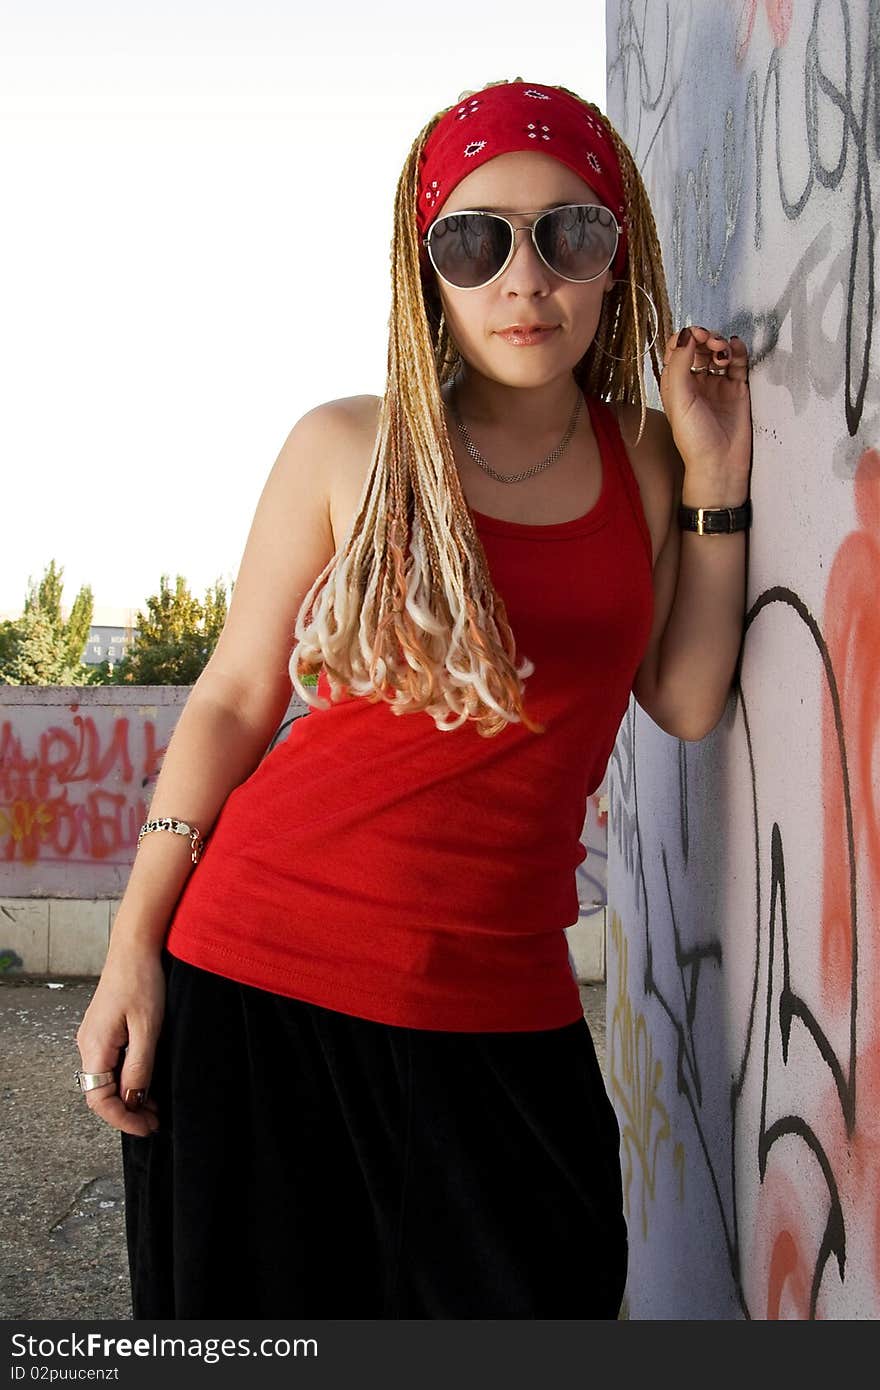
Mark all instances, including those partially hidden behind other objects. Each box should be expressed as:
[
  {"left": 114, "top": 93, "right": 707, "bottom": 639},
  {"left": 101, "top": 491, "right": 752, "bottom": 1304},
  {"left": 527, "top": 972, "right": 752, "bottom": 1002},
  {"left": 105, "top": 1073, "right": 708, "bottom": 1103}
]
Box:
[{"left": 658, "top": 326, "right": 752, "bottom": 501}]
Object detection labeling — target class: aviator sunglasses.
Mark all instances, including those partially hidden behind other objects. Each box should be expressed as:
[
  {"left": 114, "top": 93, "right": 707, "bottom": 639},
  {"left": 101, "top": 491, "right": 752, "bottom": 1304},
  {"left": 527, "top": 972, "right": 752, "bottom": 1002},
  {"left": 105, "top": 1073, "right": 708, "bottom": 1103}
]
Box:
[{"left": 423, "top": 203, "right": 619, "bottom": 290}]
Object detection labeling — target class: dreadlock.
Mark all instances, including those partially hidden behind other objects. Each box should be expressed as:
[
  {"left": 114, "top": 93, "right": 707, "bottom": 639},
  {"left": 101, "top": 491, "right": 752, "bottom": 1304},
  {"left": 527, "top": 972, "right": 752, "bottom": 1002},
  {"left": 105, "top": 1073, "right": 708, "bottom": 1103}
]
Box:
[{"left": 287, "top": 80, "right": 672, "bottom": 738}]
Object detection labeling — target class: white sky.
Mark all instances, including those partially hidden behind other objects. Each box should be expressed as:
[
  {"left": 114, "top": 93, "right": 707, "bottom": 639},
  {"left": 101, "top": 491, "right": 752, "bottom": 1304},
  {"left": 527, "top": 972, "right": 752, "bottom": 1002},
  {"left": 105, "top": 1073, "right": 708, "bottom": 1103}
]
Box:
[{"left": 0, "top": 1, "right": 606, "bottom": 618}]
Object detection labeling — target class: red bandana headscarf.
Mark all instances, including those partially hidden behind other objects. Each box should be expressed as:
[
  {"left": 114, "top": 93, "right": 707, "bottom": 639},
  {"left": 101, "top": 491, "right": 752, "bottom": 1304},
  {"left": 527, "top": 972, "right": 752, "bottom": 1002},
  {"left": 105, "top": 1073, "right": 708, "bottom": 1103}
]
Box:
[{"left": 416, "top": 80, "right": 629, "bottom": 282}]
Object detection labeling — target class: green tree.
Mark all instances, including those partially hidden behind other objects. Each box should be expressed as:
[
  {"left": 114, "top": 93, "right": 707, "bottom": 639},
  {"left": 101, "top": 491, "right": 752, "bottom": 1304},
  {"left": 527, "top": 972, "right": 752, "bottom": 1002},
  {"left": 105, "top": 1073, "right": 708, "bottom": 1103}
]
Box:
[
  {"left": 202, "top": 578, "right": 229, "bottom": 650},
  {"left": 62, "top": 586, "right": 95, "bottom": 672},
  {"left": 111, "top": 573, "right": 232, "bottom": 685},
  {"left": 0, "top": 559, "right": 94, "bottom": 685},
  {"left": 0, "top": 619, "right": 17, "bottom": 670}
]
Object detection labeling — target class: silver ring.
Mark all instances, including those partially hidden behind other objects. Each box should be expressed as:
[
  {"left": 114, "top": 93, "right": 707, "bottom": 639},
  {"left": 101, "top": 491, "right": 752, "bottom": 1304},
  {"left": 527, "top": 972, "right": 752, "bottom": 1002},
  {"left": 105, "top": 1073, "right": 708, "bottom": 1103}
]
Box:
[
  {"left": 74, "top": 1068, "right": 115, "bottom": 1093},
  {"left": 707, "top": 365, "right": 729, "bottom": 376}
]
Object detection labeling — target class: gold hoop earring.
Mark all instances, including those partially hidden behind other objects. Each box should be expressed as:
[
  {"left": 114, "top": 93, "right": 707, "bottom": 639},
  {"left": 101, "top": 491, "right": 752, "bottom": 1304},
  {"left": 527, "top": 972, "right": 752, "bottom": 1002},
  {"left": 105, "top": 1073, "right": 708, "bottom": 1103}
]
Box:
[{"left": 591, "top": 281, "right": 660, "bottom": 361}]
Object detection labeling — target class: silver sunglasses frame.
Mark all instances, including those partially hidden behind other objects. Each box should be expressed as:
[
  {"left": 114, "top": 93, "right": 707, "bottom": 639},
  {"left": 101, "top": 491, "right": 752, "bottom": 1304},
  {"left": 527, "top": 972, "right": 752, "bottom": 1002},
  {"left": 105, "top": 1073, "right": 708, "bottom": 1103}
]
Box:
[{"left": 422, "top": 203, "right": 620, "bottom": 290}]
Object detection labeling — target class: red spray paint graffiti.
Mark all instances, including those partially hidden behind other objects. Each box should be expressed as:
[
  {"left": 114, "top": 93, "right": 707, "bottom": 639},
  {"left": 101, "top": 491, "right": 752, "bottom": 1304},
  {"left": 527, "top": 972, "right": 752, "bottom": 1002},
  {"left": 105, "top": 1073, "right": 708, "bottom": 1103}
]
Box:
[
  {"left": 0, "top": 711, "right": 169, "bottom": 865},
  {"left": 762, "top": 445, "right": 880, "bottom": 1317}
]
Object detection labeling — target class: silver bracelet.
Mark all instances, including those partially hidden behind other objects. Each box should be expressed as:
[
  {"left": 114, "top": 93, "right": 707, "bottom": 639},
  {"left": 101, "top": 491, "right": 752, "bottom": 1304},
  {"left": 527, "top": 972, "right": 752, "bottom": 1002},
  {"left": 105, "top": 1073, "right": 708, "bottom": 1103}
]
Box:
[{"left": 137, "top": 817, "right": 206, "bottom": 865}]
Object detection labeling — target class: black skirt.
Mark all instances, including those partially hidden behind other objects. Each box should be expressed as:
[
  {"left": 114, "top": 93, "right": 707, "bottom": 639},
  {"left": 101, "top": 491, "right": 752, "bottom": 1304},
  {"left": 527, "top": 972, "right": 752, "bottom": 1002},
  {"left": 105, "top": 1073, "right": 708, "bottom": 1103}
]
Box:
[{"left": 120, "top": 947, "right": 627, "bottom": 1319}]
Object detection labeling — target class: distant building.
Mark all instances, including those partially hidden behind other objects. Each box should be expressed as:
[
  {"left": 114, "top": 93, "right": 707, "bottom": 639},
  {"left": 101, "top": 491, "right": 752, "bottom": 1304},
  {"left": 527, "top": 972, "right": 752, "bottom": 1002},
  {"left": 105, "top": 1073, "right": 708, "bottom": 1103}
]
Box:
[
  {"left": 80, "top": 604, "right": 140, "bottom": 667},
  {"left": 82, "top": 627, "right": 135, "bottom": 666},
  {"left": 0, "top": 602, "right": 140, "bottom": 668}
]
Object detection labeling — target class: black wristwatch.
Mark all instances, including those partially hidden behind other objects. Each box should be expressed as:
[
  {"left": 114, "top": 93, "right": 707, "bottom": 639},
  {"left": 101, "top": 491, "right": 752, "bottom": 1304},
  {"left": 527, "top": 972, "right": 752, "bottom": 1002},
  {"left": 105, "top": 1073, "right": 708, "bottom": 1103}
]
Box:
[{"left": 678, "top": 499, "right": 752, "bottom": 534}]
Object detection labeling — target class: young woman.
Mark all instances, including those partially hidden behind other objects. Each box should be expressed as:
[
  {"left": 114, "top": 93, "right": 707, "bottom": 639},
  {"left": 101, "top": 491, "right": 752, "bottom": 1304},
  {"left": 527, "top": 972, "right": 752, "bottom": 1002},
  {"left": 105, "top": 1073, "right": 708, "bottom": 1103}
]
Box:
[{"left": 74, "top": 77, "right": 752, "bottom": 1319}]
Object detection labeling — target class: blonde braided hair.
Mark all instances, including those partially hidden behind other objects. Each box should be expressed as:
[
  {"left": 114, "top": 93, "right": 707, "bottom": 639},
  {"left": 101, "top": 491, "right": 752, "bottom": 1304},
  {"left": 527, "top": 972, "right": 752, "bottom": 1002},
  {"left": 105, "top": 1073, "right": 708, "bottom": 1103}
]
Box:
[{"left": 287, "top": 80, "right": 672, "bottom": 738}]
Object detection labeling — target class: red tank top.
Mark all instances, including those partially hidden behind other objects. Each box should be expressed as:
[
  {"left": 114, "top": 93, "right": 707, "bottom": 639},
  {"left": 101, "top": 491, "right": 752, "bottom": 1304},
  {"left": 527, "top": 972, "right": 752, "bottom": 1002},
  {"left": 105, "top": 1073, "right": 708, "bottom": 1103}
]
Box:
[{"left": 164, "top": 393, "right": 654, "bottom": 1031}]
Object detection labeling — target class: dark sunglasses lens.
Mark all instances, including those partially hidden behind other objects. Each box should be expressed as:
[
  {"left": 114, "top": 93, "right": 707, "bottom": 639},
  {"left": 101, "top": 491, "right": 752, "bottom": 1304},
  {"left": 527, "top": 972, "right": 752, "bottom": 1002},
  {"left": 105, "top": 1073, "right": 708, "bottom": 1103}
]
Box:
[
  {"left": 536, "top": 205, "right": 618, "bottom": 279},
  {"left": 427, "top": 214, "right": 512, "bottom": 288}
]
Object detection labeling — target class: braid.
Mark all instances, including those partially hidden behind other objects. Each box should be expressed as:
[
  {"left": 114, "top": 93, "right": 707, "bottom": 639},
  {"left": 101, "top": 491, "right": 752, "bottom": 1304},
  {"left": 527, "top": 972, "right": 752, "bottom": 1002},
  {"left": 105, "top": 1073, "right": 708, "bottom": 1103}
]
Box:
[
  {"left": 556, "top": 90, "right": 674, "bottom": 443},
  {"left": 287, "top": 82, "right": 672, "bottom": 737}
]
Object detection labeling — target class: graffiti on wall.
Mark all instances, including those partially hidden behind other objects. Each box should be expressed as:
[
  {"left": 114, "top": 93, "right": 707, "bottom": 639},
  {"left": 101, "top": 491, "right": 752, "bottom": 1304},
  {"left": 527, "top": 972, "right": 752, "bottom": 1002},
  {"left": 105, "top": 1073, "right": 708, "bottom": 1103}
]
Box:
[
  {"left": 0, "top": 693, "right": 311, "bottom": 894},
  {"left": 0, "top": 707, "right": 166, "bottom": 868}
]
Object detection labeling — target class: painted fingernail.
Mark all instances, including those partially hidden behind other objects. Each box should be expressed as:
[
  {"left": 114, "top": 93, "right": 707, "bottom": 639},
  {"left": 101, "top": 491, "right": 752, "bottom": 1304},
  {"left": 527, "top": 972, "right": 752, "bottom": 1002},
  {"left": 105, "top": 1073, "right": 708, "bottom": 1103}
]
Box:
[
  {"left": 716, "top": 348, "right": 730, "bottom": 360},
  {"left": 123, "top": 1088, "right": 146, "bottom": 1110},
  {"left": 677, "top": 327, "right": 692, "bottom": 347}
]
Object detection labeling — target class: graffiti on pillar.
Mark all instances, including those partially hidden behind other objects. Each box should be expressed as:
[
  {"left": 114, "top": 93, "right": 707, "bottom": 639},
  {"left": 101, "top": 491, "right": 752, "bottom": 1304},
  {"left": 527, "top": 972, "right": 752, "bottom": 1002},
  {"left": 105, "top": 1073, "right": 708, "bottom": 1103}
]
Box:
[
  {"left": 609, "top": 565, "right": 868, "bottom": 1317},
  {"left": 606, "top": 0, "right": 879, "bottom": 1320},
  {"left": 608, "top": 906, "right": 678, "bottom": 1239}
]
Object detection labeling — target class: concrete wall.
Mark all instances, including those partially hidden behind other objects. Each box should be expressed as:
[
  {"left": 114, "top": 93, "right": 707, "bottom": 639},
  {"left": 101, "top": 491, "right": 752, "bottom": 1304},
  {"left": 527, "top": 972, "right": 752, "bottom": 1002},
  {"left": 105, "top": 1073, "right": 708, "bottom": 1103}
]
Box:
[
  {"left": 0, "top": 685, "right": 611, "bottom": 980},
  {"left": 605, "top": 0, "right": 879, "bottom": 1318},
  {"left": 0, "top": 686, "right": 300, "bottom": 974},
  {"left": 0, "top": 687, "right": 195, "bottom": 898}
]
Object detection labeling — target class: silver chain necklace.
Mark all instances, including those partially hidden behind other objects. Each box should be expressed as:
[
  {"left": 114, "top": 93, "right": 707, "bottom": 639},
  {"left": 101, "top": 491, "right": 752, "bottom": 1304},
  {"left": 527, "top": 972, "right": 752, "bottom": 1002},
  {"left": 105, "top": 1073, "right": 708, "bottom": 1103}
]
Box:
[{"left": 449, "top": 378, "right": 582, "bottom": 485}]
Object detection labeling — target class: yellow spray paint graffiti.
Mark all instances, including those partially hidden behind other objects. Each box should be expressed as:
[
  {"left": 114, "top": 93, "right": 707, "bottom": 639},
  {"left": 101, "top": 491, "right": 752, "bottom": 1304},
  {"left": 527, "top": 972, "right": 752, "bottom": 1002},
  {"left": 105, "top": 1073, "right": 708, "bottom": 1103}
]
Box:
[
  {"left": 0, "top": 799, "right": 54, "bottom": 857},
  {"left": 673, "top": 1143, "right": 686, "bottom": 1204},
  {"left": 609, "top": 909, "right": 684, "bottom": 1238}
]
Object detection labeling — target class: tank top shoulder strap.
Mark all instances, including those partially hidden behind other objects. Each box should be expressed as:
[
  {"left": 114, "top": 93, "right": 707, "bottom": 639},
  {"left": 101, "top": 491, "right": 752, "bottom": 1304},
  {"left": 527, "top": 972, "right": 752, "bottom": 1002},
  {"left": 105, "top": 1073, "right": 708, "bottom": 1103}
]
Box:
[{"left": 587, "top": 393, "right": 654, "bottom": 570}]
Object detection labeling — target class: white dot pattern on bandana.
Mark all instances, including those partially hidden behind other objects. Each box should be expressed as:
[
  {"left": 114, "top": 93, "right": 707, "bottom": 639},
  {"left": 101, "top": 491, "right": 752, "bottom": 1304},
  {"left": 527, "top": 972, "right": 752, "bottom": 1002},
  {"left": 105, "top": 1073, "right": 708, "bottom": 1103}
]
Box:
[{"left": 419, "top": 89, "right": 627, "bottom": 246}]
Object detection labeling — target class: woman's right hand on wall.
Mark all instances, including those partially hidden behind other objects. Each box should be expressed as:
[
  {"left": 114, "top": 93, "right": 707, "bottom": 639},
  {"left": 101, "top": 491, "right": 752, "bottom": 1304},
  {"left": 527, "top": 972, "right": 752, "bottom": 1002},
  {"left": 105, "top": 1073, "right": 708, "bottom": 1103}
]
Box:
[{"left": 74, "top": 938, "right": 166, "bottom": 1138}]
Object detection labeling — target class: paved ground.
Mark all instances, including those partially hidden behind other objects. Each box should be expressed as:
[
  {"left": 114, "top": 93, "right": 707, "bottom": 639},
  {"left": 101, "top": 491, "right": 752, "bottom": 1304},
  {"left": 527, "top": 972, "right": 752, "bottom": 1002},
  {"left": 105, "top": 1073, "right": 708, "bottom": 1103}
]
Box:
[{"left": 0, "top": 974, "right": 607, "bottom": 1321}]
